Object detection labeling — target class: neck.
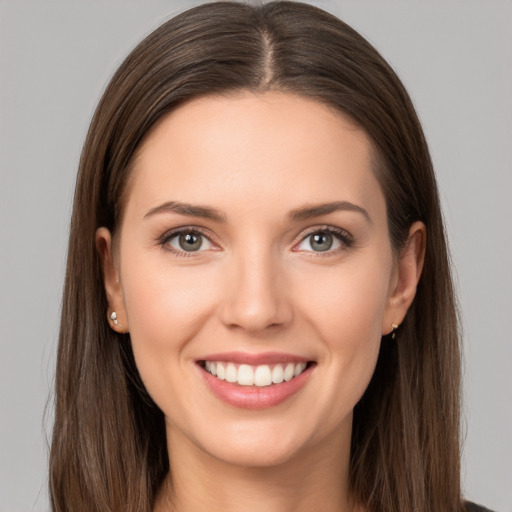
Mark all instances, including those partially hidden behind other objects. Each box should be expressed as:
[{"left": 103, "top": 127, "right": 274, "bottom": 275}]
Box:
[{"left": 154, "top": 424, "right": 362, "bottom": 512}]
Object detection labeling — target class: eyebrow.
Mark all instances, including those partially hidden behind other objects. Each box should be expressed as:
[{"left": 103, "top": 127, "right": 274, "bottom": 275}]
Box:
[
  {"left": 144, "top": 201, "right": 227, "bottom": 222},
  {"left": 144, "top": 200, "right": 371, "bottom": 224},
  {"left": 287, "top": 201, "right": 371, "bottom": 223}
]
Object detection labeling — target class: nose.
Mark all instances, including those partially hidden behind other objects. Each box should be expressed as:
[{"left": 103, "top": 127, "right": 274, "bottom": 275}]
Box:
[{"left": 219, "top": 245, "right": 293, "bottom": 333}]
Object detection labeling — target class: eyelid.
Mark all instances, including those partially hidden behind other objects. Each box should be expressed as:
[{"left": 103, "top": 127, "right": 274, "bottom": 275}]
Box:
[
  {"left": 157, "top": 224, "right": 354, "bottom": 257},
  {"left": 158, "top": 226, "right": 220, "bottom": 256},
  {"left": 292, "top": 225, "right": 354, "bottom": 255}
]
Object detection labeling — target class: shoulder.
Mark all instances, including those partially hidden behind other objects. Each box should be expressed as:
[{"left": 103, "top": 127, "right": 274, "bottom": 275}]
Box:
[{"left": 464, "top": 501, "right": 496, "bottom": 512}]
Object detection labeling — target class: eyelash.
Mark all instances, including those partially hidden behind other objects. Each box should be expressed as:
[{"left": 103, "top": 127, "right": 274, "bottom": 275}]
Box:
[
  {"left": 296, "top": 226, "right": 354, "bottom": 257},
  {"left": 158, "top": 227, "right": 216, "bottom": 258},
  {"left": 158, "top": 225, "right": 354, "bottom": 258}
]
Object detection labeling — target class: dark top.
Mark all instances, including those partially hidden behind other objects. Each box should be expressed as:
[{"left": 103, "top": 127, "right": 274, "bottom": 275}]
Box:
[{"left": 465, "top": 501, "right": 495, "bottom": 512}]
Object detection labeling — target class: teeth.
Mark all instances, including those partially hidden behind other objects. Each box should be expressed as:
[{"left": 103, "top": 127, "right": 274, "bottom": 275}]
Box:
[
  {"left": 204, "top": 361, "right": 309, "bottom": 387},
  {"left": 294, "top": 362, "right": 306, "bottom": 376},
  {"left": 271, "top": 364, "right": 284, "bottom": 384},
  {"left": 238, "top": 364, "right": 254, "bottom": 386},
  {"left": 226, "top": 363, "right": 237, "bottom": 383},
  {"left": 254, "top": 365, "right": 272, "bottom": 386},
  {"left": 284, "top": 362, "right": 295, "bottom": 381},
  {"left": 216, "top": 362, "right": 226, "bottom": 380}
]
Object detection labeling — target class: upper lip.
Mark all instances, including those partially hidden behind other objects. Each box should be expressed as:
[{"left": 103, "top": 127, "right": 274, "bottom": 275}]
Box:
[{"left": 197, "top": 351, "right": 312, "bottom": 366}]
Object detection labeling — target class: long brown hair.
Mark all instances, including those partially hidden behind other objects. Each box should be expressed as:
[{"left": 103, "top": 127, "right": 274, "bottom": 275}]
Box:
[{"left": 50, "top": 2, "right": 462, "bottom": 511}]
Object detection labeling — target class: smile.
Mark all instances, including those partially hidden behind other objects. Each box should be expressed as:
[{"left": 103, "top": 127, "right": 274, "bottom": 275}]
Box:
[
  {"left": 203, "top": 361, "right": 308, "bottom": 387},
  {"left": 197, "top": 353, "right": 315, "bottom": 409}
]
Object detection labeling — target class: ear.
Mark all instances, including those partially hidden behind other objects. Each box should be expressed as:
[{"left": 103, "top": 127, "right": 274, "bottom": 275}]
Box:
[
  {"left": 96, "top": 227, "right": 129, "bottom": 333},
  {"left": 382, "top": 221, "right": 426, "bottom": 335}
]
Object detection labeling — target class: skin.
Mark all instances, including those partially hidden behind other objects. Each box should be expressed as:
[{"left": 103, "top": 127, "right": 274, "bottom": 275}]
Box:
[{"left": 97, "top": 91, "right": 425, "bottom": 512}]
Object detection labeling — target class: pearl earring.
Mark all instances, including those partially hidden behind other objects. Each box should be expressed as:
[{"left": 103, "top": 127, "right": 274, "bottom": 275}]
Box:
[
  {"left": 110, "top": 311, "right": 119, "bottom": 326},
  {"left": 391, "top": 323, "right": 398, "bottom": 339}
]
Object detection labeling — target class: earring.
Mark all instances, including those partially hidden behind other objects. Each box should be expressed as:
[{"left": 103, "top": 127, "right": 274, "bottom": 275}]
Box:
[
  {"left": 110, "top": 311, "right": 119, "bottom": 326},
  {"left": 391, "top": 323, "right": 398, "bottom": 339}
]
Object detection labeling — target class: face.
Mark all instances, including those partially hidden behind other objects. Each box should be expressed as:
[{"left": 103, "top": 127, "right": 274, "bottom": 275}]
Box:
[{"left": 98, "top": 91, "right": 421, "bottom": 469}]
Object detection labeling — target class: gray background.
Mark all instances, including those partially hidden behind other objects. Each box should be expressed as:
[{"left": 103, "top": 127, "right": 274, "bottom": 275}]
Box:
[{"left": 1, "top": 1, "right": 511, "bottom": 511}]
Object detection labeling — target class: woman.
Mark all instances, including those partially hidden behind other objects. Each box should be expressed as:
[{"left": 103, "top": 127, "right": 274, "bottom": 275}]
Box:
[{"left": 49, "top": 2, "right": 492, "bottom": 511}]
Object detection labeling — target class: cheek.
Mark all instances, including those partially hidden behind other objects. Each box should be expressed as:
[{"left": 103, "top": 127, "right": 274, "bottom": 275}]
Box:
[
  {"left": 293, "top": 256, "right": 392, "bottom": 407},
  {"left": 119, "top": 254, "right": 219, "bottom": 395},
  {"left": 296, "top": 255, "right": 392, "bottom": 345},
  {"left": 122, "top": 250, "right": 216, "bottom": 333}
]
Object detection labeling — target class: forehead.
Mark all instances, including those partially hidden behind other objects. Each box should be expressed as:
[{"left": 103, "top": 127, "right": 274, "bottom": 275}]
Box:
[{"left": 124, "top": 91, "right": 385, "bottom": 223}]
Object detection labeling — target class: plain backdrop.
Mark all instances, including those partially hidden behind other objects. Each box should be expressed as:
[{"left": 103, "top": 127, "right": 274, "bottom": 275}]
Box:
[{"left": 1, "top": 1, "right": 511, "bottom": 511}]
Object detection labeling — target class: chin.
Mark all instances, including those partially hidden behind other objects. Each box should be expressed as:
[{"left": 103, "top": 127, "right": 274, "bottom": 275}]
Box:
[{"left": 205, "top": 433, "right": 308, "bottom": 469}]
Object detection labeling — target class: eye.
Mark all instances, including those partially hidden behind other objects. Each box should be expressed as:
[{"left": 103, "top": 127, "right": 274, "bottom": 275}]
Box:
[
  {"left": 162, "top": 229, "right": 214, "bottom": 256},
  {"left": 295, "top": 227, "right": 352, "bottom": 254}
]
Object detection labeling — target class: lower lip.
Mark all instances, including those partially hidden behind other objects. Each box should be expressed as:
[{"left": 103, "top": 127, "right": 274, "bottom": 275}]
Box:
[{"left": 198, "top": 363, "right": 315, "bottom": 410}]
